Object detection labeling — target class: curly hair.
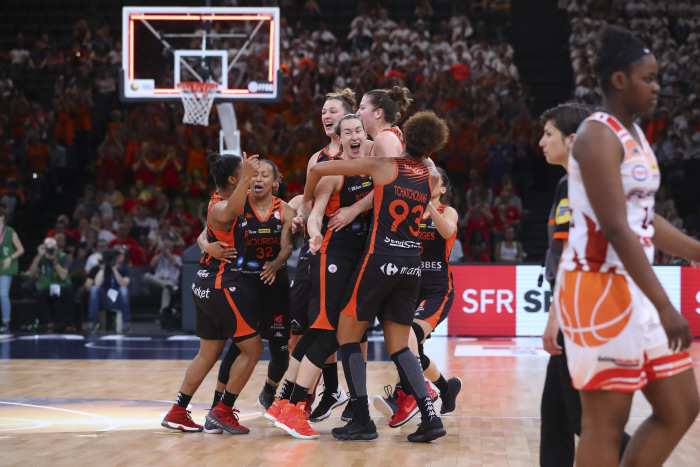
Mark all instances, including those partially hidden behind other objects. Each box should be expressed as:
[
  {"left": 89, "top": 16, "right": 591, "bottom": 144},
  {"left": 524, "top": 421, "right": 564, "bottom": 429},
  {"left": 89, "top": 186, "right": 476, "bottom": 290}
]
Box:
[
  {"left": 402, "top": 111, "right": 450, "bottom": 159},
  {"left": 594, "top": 26, "right": 651, "bottom": 92}
]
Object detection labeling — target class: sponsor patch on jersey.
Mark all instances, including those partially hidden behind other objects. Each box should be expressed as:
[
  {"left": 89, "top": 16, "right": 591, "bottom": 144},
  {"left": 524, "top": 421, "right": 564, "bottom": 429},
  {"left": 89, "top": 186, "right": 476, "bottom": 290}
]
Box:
[
  {"left": 555, "top": 199, "right": 571, "bottom": 225},
  {"left": 362, "top": 181, "right": 371, "bottom": 187},
  {"left": 380, "top": 263, "right": 398, "bottom": 275},
  {"left": 420, "top": 223, "right": 427, "bottom": 228},
  {"left": 247, "top": 261, "right": 260, "bottom": 270},
  {"left": 274, "top": 211, "right": 281, "bottom": 220},
  {"left": 631, "top": 164, "right": 648, "bottom": 181},
  {"left": 259, "top": 228, "right": 271, "bottom": 233},
  {"left": 237, "top": 257, "right": 244, "bottom": 268},
  {"left": 328, "top": 264, "right": 337, "bottom": 273}
]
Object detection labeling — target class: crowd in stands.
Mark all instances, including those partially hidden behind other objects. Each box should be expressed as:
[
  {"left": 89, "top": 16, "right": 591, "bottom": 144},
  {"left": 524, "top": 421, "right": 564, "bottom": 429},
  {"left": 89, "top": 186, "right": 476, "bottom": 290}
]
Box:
[
  {"left": 563, "top": 0, "right": 700, "bottom": 263},
  {"left": 5, "top": 0, "right": 698, "bottom": 331}
]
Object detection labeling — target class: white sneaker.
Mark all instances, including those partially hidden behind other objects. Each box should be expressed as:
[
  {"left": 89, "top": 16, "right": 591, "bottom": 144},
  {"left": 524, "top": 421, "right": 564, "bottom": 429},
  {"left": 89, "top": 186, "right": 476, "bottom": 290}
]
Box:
[
  {"left": 308, "top": 384, "right": 349, "bottom": 422},
  {"left": 203, "top": 416, "right": 223, "bottom": 434}
]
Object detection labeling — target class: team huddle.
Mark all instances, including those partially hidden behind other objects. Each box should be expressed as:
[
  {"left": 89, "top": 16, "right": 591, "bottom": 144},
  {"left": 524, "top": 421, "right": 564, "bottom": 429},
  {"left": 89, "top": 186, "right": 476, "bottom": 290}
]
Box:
[
  {"left": 161, "top": 85, "right": 459, "bottom": 443},
  {"left": 156, "top": 24, "right": 700, "bottom": 464}
]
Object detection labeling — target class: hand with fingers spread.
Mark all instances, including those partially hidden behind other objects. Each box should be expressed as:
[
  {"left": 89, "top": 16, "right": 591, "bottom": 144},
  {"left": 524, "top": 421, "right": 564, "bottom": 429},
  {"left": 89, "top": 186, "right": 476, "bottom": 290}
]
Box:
[
  {"left": 658, "top": 303, "right": 693, "bottom": 352},
  {"left": 327, "top": 206, "right": 357, "bottom": 231},
  {"left": 205, "top": 241, "right": 237, "bottom": 264},
  {"left": 260, "top": 261, "right": 280, "bottom": 285}
]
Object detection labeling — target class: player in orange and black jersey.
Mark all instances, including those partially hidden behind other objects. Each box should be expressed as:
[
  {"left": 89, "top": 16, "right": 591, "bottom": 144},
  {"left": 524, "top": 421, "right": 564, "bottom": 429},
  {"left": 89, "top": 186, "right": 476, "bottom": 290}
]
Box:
[
  {"left": 297, "top": 110, "right": 450, "bottom": 443},
  {"left": 266, "top": 115, "right": 372, "bottom": 436},
  {"left": 291, "top": 89, "right": 356, "bottom": 343},
  {"left": 356, "top": 86, "right": 410, "bottom": 158},
  {"left": 162, "top": 152, "right": 261, "bottom": 435},
  {"left": 373, "top": 168, "right": 462, "bottom": 426},
  {"left": 200, "top": 159, "right": 295, "bottom": 420}
]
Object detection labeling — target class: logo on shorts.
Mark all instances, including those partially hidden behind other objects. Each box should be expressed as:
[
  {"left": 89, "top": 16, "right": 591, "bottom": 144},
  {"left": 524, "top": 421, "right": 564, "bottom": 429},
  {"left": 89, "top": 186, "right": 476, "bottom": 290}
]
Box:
[
  {"left": 196, "top": 270, "right": 209, "bottom": 278},
  {"left": 247, "top": 261, "right": 260, "bottom": 270},
  {"left": 416, "top": 300, "right": 426, "bottom": 313},
  {"left": 228, "top": 287, "right": 236, "bottom": 292},
  {"left": 597, "top": 356, "right": 640, "bottom": 368},
  {"left": 272, "top": 314, "right": 284, "bottom": 330},
  {"left": 290, "top": 280, "right": 295, "bottom": 287},
  {"left": 192, "top": 285, "right": 210, "bottom": 299},
  {"left": 274, "top": 332, "right": 283, "bottom": 338},
  {"left": 631, "top": 164, "right": 648, "bottom": 181},
  {"left": 237, "top": 257, "right": 244, "bottom": 268},
  {"left": 328, "top": 264, "right": 337, "bottom": 273},
  {"left": 381, "top": 263, "right": 398, "bottom": 275}
]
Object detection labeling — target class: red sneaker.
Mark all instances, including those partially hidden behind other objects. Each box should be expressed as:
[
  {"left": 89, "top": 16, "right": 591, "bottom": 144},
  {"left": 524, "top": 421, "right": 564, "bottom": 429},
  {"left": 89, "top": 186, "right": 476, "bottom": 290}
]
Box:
[
  {"left": 389, "top": 390, "right": 419, "bottom": 428},
  {"left": 264, "top": 398, "right": 288, "bottom": 424},
  {"left": 161, "top": 404, "right": 203, "bottom": 432},
  {"left": 206, "top": 404, "right": 250, "bottom": 435},
  {"left": 274, "top": 402, "right": 319, "bottom": 440}
]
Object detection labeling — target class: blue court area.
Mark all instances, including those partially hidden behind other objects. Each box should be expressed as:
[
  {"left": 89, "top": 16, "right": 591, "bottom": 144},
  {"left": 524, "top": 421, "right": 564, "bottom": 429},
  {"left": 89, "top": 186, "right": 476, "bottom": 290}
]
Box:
[{"left": 0, "top": 333, "right": 396, "bottom": 361}]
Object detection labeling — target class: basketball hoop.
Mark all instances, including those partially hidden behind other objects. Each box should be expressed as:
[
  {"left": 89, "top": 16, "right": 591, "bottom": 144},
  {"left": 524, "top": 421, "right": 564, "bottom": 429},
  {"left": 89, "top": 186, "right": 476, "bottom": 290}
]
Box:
[{"left": 177, "top": 81, "right": 219, "bottom": 126}]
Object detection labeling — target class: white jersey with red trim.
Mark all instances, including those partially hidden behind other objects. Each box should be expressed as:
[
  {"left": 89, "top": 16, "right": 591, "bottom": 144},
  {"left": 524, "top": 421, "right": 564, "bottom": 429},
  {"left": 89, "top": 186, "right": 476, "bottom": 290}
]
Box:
[{"left": 561, "top": 111, "right": 660, "bottom": 274}]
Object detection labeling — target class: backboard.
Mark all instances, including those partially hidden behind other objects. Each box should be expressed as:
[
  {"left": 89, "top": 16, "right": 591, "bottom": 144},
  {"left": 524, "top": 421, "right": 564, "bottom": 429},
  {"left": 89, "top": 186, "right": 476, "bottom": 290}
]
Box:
[{"left": 120, "top": 7, "right": 281, "bottom": 103}]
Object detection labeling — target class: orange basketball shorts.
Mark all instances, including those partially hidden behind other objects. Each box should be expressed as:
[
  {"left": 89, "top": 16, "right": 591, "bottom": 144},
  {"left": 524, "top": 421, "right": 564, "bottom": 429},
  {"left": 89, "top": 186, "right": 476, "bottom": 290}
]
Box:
[{"left": 554, "top": 269, "right": 692, "bottom": 392}]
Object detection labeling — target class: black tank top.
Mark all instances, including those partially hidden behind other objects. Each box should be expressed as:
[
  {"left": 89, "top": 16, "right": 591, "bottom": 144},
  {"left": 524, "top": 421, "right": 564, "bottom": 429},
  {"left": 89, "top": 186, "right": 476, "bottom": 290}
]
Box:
[
  {"left": 319, "top": 174, "right": 373, "bottom": 258},
  {"left": 366, "top": 157, "right": 431, "bottom": 257},
  {"left": 199, "top": 193, "right": 248, "bottom": 288},
  {"left": 298, "top": 144, "right": 344, "bottom": 261},
  {"left": 419, "top": 203, "right": 456, "bottom": 287},
  {"left": 239, "top": 195, "right": 285, "bottom": 275}
]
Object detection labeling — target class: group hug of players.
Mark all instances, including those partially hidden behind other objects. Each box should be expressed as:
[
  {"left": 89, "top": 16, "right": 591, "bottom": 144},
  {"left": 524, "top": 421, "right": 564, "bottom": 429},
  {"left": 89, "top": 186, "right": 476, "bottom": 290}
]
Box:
[
  {"left": 159, "top": 24, "right": 700, "bottom": 465},
  {"left": 162, "top": 85, "right": 458, "bottom": 442}
]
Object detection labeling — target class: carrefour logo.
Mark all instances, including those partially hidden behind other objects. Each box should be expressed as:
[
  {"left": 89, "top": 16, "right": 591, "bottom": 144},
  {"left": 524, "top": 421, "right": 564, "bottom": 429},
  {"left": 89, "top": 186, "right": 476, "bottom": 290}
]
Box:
[{"left": 380, "top": 263, "right": 398, "bottom": 275}]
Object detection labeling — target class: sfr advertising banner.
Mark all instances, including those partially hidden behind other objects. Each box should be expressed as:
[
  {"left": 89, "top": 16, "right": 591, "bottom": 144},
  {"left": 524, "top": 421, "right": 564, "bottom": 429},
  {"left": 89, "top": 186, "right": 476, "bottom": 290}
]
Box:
[{"left": 446, "top": 265, "right": 687, "bottom": 337}]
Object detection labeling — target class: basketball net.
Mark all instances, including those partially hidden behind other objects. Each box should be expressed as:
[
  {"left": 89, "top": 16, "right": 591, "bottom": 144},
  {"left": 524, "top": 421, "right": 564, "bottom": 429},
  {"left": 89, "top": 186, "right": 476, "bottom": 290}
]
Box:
[{"left": 177, "top": 82, "right": 219, "bottom": 126}]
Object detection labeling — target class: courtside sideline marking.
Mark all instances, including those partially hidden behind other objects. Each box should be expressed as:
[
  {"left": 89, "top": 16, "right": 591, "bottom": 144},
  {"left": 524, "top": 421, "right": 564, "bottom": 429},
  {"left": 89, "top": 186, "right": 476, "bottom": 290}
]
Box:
[{"left": 0, "top": 401, "right": 120, "bottom": 431}]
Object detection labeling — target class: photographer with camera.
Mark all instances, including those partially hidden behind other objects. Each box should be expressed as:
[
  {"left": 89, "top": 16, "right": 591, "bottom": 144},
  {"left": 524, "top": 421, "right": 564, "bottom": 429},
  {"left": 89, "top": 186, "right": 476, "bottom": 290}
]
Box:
[
  {"left": 143, "top": 238, "right": 181, "bottom": 318},
  {"left": 85, "top": 245, "right": 132, "bottom": 333},
  {"left": 28, "top": 237, "right": 73, "bottom": 332}
]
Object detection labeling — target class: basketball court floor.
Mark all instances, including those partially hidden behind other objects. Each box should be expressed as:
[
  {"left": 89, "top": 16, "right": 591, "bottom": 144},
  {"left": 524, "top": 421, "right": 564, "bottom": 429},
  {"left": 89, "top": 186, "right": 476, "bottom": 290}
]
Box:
[{"left": 2, "top": 334, "right": 700, "bottom": 466}]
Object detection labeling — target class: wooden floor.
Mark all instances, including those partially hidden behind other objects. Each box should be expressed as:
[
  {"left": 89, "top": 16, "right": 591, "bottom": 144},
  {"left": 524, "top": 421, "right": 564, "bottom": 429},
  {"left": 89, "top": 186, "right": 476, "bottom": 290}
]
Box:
[{"left": 2, "top": 338, "right": 700, "bottom": 466}]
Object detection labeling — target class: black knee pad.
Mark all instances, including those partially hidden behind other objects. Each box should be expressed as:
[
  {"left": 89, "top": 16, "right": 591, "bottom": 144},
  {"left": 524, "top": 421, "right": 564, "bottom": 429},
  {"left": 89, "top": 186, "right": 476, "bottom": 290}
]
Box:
[
  {"left": 412, "top": 322, "right": 425, "bottom": 344},
  {"left": 306, "top": 330, "right": 339, "bottom": 368},
  {"left": 267, "top": 340, "right": 290, "bottom": 383},
  {"left": 218, "top": 342, "right": 241, "bottom": 385},
  {"left": 291, "top": 329, "right": 323, "bottom": 362},
  {"left": 418, "top": 342, "right": 431, "bottom": 371}
]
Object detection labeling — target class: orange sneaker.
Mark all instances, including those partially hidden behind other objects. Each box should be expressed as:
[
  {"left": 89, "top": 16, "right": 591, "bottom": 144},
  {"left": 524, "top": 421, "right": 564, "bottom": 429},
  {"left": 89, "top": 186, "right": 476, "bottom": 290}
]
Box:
[
  {"left": 388, "top": 390, "right": 419, "bottom": 428},
  {"left": 427, "top": 381, "right": 439, "bottom": 402},
  {"left": 274, "top": 402, "right": 319, "bottom": 440},
  {"left": 264, "top": 398, "right": 288, "bottom": 424}
]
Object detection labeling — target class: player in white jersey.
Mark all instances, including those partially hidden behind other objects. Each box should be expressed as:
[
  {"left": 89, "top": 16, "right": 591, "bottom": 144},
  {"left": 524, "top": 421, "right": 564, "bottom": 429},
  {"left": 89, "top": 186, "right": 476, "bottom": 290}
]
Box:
[{"left": 556, "top": 26, "right": 700, "bottom": 467}]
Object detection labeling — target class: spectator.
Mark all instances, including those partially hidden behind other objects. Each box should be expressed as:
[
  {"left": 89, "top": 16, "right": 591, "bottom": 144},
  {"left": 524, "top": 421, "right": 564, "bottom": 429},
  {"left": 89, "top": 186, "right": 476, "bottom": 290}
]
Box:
[
  {"left": 143, "top": 238, "right": 182, "bottom": 314},
  {"left": 28, "top": 237, "right": 74, "bottom": 332},
  {"left": 77, "top": 227, "right": 100, "bottom": 264},
  {"left": 86, "top": 246, "right": 131, "bottom": 333},
  {"left": 465, "top": 230, "right": 490, "bottom": 263},
  {"left": 166, "top": 197, "right": 192, "bottom": 226},
  {"left": 25, "top": 131, "right": 50, "bottom": 175},
  {"left": 495, "top": 226, "right": 523, "bottom": 263},
  {"left": 132, "top": 141, "right": 159, "bottom": 186},
  {"left": 0, "top": 207, "right": 25, "bottom": 332},
  {"left": 109, "top": 221, "right": 145, "bottom": 266},
  {"left": 485, "top": 132, "right": 514, "bottom": 187},
  {"left": 84, "top": 238, "right": 108, "bottom": 273},
  {"left": 133, "top": 204, "right": 158, "bottom": 239},
  {"left": 158, "top": 145, "right": 184, "bottom": 197},
  {"left": 45, "top": 214, "right": 78, "bottom": 243},
  {"left": 186, "top": 135, "right": 207, "bottom": 177},
  {"left": 664, "top": 203, "right": 683, "bottom": 231},
  {"left": 460, "top": 195, "right": 493, "bottom": 241},
  {"left": 493, "top": 184, "right": 523, "bottom": 213}
]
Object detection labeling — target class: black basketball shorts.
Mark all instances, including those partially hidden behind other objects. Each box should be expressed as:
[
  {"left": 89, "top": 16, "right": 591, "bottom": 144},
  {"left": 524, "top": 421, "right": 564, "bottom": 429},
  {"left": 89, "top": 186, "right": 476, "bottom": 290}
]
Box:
[{"left": 193, "top": 276, "right": 257, "bottom": 341}]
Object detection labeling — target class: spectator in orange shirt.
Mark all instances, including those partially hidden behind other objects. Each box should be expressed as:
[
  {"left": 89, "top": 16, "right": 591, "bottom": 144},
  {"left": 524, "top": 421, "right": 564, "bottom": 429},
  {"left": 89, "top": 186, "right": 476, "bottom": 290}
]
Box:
[
  {"left": 158, "top": 145, "right": 184, "bottom": 197},
  {"left": 73, "top": 90, "right": 93, "bottom": 170},
  {"left": 186, "top": 134, "right": 207, "bottom": 176},
  {"left": 25, "top": 132, "right": 50, "bottom": 174},
  {"left": 132, "top": 141, "right": 159, "bottom": 186}
]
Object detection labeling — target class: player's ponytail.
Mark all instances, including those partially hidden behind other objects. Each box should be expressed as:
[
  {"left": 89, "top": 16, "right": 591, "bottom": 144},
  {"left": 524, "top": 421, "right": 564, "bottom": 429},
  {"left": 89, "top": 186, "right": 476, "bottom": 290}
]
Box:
[
  {"left": 402, "top": 111, "right": 449, "bottom": 160},
  {"left": 208, "top": 151, "right": 242, "bottom": 188},
  {"left": 326, "top": 88, "right": 356, "bottom": 114},
  {"left": 437, "top": 168, "right": 451, "bottom": 202},
  {"left": 364, "top": 86, "right": 413, "bottom": 125}
]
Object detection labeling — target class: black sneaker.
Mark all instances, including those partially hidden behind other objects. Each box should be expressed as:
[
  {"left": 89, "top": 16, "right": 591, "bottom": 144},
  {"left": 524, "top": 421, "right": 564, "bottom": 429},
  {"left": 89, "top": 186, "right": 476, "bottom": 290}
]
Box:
[
  {"left": 257, "top": 385, "right": 277, "bottom": 411},
  {"left": 331, "top": 419, "right": 378, "bottom": 441},
  {"left": 439, "top": 377, "right": 462, "bottom": 415},
  {"left": 372, "top": 384, "right": 398, "bottom": 422},
  {"left": 407, "top": 417, "right": 446, "bottom": 443},
  {"left": 309, "top": 384, "right": 349, "bottom": 422},
  {"left": 340, "top": 398, "right": 354, "bottom": 422}
]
